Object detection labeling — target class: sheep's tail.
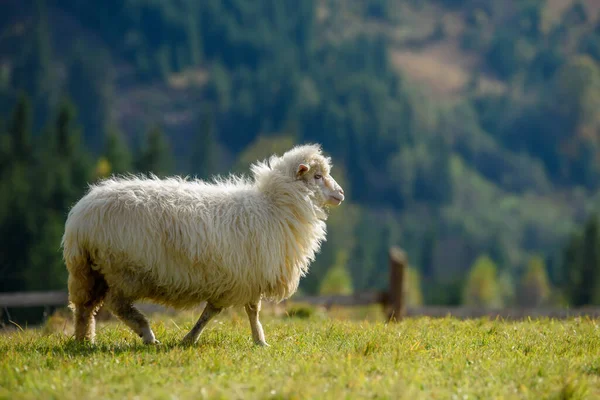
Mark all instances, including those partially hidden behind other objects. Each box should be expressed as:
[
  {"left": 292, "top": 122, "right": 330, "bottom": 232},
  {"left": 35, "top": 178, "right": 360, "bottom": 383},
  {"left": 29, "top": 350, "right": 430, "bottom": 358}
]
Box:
[{"left": 62, "top": 229, "right": 100, "bottom": 309}]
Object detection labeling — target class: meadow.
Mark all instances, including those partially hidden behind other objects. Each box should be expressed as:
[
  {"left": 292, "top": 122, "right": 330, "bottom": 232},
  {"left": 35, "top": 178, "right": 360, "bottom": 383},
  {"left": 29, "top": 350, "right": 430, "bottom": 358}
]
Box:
[{"left": 1, "top": 305, "right": 599, "bottom": 399}]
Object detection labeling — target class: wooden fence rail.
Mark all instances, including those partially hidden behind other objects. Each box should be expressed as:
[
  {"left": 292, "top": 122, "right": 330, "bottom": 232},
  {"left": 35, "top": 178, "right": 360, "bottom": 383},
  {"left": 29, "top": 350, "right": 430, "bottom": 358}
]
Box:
[
  {"left": 0, "top": 291, "right": 68, "bottom": 308},
  {"left": 3, "top": 246, "right": 600, "bottom": 321}
]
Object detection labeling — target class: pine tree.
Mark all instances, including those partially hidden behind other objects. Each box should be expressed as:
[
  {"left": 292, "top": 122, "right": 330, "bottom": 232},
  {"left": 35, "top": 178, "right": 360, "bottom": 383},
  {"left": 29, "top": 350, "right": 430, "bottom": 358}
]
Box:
[
  {"left": 582, "top": 215, "right": 600, "bottom": 305},
  {"left": 11, "top": 0, "right": 53, "bottom": 128},
  {"left": 47, "top": 100, "right": 91, "bottom": 212},
  {"left": 55, "top": 100, "right": 78, "bottom": 159},
  {"left": 135, "top": 124, "right": 174, "bottom": 176},
  {"left": 518, "top": 255, "right": 551, "bottom": 307},
  {"left": 428, "top": 135, "right": 453, "bottom": 205},
  {"left": 547, "top": 55, "right": 600, "bottom": 185},
  {"left": 189, "top": 109, "right": 217, "bottom": 178},
  {"left": 463, "top": 255, "right": 503, "bottom": 308},
  {"left": 25, "top": 100, "right": 93, "bottom": 291},
  {"left": 104, "top": 127, "right": 132, "bottom": 175},
  {"left": 420, "top": 227, "right": 436, "bottom": 281},
  {"left": 319, "top": 251, "right": 353, "bottom": 295},
  {"left": 0, "top": 96, "right": 35, "bottom": 292},
  {"left": 565, "top": 215, "right": 600, "bottom": 306},
  {"left": 347, "top": 211, "right": 379, "bottom": 292},
  {"left": 0, "top": 164, "right": 34, "bottom": 292},
  {"left": 0, "top": 118, "right": 8, "bottom": 175},
  {"left": 186, "top": 10, "right": 202, "bottom": 67},
  {"left": 368, "top": 224, "right": 392, "bottom": 290},
  {"left": 9, "top": 94, "right": 32, "bottom": 163},
  {"left": 498, "top": 269, "right": 516, "bottom": 306},
  {"left": 563, "top": 230, "right": 582, "bottom": 304},
  {"left": 66, "top": 43, "right": 114, "bottom": 151},
  {"left": 406, "top": 267, "right": 424, "bottom": 307},
  {"left": 26, "top": 211, "right": 66, "bottom": 290}
]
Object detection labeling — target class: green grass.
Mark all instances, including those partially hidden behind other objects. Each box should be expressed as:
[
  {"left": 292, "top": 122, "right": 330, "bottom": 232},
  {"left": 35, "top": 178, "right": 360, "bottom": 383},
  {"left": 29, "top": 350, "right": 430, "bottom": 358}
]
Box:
[{"left": 1, "top": 306, "right": 600, "bottom": 399}]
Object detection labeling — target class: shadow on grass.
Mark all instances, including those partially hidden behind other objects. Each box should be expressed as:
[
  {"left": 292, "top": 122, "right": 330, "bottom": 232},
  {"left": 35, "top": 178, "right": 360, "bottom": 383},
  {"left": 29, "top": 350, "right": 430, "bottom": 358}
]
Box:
[
  {"left": 11, "top": 333, "right": 257, "bottom": 357},
  {"left": 13, "top": 340, "right": 174, "bottom": 357}
]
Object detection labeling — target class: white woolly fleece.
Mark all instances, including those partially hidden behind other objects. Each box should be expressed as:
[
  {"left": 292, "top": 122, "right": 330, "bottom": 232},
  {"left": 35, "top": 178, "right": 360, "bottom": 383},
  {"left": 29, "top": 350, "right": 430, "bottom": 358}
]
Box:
[{"left": 62, "top": 144, "right": 337, "bottom": 309}]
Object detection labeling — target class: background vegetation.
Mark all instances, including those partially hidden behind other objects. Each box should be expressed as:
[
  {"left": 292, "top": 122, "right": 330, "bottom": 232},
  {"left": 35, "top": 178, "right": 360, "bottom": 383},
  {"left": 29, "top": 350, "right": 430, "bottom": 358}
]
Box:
[{"left": 2, "top": 0, "right": 600, "bottom": 314}]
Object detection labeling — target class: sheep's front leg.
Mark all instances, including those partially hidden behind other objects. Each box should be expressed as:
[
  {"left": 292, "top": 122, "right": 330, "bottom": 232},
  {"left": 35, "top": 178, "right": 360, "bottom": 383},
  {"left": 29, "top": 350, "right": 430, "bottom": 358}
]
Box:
[
  {"left": 181, "top": 302, "right": 222, "bottom": 345},
  {"left": 245, "top": 301, "right": 269, "bottom": 346}
]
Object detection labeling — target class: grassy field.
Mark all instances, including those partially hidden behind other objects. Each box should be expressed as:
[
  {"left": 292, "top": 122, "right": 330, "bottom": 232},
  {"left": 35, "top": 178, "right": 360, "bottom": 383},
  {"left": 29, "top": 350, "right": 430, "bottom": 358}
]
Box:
[{"left": 1, "top": 305, "right": 600, "bottom": 399}]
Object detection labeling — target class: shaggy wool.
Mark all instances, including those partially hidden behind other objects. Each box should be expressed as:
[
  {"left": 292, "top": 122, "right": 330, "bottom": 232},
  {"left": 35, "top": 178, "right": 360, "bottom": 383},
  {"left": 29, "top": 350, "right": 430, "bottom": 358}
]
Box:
[{"left": 62, "top": 144, "right": 344, "bottom": 311}]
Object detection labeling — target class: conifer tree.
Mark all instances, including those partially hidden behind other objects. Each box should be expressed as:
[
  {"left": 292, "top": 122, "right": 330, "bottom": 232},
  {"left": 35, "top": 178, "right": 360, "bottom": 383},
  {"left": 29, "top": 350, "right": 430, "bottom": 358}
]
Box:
[
  {"left": 518, "top": 255, "right": 551, "bottom": 307},
  {"left": 135, "top": 124, "right": 174, "bottom": 177},
  {"left": 582, "top": 215, "right": 600, "bottom": 305},
  {"left": 104, "top": 127, "right": 132, "bottom": 175},
  {"left": 9, "top": 94, "right": 32, "bottom": 163},
  {"left": 319, "top": 251, "right": 353, "bottom": 295},
  {"left": 0, "top": 118, "right": 8, "bottom": 175},
  {"left": 0, "top": 96, "right": 35, "bottom": 292},
  {"left": 47, "top": 100, "right": 92, "bottom": 212},
  {"left": 369, "top": 224, "right": 392, "bottom": 290},
  {"left": 463, "top": 255, "right": 503, "bottom": 308},
  {"left": 67, "top": 42, "right": 114, "bottom": 151},
  {"left": 347, "top": 212, "right": 378, "bottom": 292},
  {"left": 22, "top": 100, "right": 93, "bottom": 291},
  {"left": 406, "top": 267, "right": 424, "bottom": 307},
  {"left": 26, "top": 211, "right": 66, "bottom": 290},
  {"left": 189, "top": 109, "right": 217, "bottom": 178},
  {"left": 420, "top": 227, "right": 436, "bottom": 281},
  {"left": 11, "top": 0, "right": 53, "bottom": 128},
  {"left": 565, "top": 215, "right": 600, "bottom": 306},
  {"left": 186, "top": 9, "right": 202, "bottom": 67}
]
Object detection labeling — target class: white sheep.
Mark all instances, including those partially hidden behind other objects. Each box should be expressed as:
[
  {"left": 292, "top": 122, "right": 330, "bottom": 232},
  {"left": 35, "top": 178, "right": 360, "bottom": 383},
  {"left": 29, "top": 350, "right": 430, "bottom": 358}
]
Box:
[{"left": 62, "top": 143, "right": 345, "bottom": 346}]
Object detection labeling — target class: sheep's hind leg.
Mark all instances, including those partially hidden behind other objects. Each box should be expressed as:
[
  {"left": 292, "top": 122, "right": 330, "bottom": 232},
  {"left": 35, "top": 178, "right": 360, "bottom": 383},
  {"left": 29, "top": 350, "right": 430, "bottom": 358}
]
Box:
[
  {"left": 105, "top": 291, "right": 158, "bottom": 345},
  {"left": 73, "top": 300, "right": 104, "bottom": 343},
  {"left": 245, "top": 300, "right": 269, "bottom": 347},
  {"left": 181, "top": 303, "right": 222, "bottom": 345},
  {"left": 69, "top": 268, "right": 108, "bottom": 343}
]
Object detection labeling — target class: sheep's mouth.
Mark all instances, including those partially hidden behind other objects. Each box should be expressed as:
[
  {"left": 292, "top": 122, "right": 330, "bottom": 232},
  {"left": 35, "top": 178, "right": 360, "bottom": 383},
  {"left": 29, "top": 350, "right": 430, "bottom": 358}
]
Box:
[{"left": 328, "top": 195, "right": 344, "bottom": 206}]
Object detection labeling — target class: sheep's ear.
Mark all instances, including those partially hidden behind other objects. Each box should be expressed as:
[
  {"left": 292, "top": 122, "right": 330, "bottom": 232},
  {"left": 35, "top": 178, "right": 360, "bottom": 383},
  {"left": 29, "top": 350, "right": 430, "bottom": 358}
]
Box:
[{"left": 297, "top": 163, "right": 310, "bottom": 176}]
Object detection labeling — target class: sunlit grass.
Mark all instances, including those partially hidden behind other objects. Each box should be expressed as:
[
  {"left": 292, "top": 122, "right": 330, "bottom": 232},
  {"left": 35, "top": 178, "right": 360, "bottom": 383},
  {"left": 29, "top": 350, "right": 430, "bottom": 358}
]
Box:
[{"left": 1, "top": 306, "right": 600, "bottom": 399}]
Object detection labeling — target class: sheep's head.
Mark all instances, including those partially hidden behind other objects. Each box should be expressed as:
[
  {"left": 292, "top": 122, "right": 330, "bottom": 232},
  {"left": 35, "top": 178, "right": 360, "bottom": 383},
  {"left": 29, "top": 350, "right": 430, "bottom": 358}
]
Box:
[
  {"left": 295, "top": 161, "right": 345, "bottom": 207},
  {"left": 253, "top": 144, "right": 345, "bottom": 208},
  {"left": 273, "top": 144, "right": 345, "bottom": 207}
]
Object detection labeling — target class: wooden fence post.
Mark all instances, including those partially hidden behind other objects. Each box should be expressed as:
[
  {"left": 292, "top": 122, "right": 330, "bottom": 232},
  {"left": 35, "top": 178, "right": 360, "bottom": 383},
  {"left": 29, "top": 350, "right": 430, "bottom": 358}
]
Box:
[{"left": 387, "top": 246, "right": 407, "bottom": 322}]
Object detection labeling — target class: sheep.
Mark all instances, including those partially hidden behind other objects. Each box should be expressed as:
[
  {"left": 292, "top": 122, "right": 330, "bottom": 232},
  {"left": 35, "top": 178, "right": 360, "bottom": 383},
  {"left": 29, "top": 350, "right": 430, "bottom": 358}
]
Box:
[{"left": 62, "top": 143, "right": 345, "bottom": 346}]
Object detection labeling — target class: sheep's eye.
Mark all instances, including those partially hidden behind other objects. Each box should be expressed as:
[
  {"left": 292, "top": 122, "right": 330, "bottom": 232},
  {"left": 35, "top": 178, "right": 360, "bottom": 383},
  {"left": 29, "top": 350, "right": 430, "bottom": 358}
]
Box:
[{"left": 314, "top": 174, "right": 322, "bottom": 180}]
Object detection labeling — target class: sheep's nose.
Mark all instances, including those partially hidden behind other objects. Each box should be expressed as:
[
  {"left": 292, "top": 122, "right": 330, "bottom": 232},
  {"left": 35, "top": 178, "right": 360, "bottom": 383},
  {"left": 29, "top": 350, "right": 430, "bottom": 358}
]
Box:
[{"left": 339, "top": 188, "right": 345, "bottom": 195}]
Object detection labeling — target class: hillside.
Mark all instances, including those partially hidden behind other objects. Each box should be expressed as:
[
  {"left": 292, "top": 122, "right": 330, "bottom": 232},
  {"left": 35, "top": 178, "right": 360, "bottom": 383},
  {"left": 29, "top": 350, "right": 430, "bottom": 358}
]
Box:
[{"left": 1, "top": 0, "right": 600, "bottom": 306}]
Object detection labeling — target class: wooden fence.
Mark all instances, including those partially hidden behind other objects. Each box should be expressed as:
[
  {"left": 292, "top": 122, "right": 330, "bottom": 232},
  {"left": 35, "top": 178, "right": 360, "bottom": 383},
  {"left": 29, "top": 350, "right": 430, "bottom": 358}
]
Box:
[{"left": 3, "top": 247, "right": 600, "bottom": 322}]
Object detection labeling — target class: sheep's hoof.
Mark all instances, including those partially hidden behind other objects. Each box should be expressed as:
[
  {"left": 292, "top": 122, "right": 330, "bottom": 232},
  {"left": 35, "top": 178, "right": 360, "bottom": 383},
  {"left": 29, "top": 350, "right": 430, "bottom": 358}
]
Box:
[
  {"left": 255, "top": 340, "right": 270, "bottom": 347},
  {"left": 181, "top": 335, "right": 197, "bottom": 346},
  {"left": 142, "top": 336, "right": 160, "bottom": 345}
]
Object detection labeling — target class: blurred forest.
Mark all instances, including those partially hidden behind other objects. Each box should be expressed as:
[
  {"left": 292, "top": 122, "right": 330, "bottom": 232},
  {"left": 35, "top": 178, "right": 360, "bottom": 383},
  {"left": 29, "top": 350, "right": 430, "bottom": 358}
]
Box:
[{"left": 1, "top": 0, "right": 600, "bottom": 308}]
